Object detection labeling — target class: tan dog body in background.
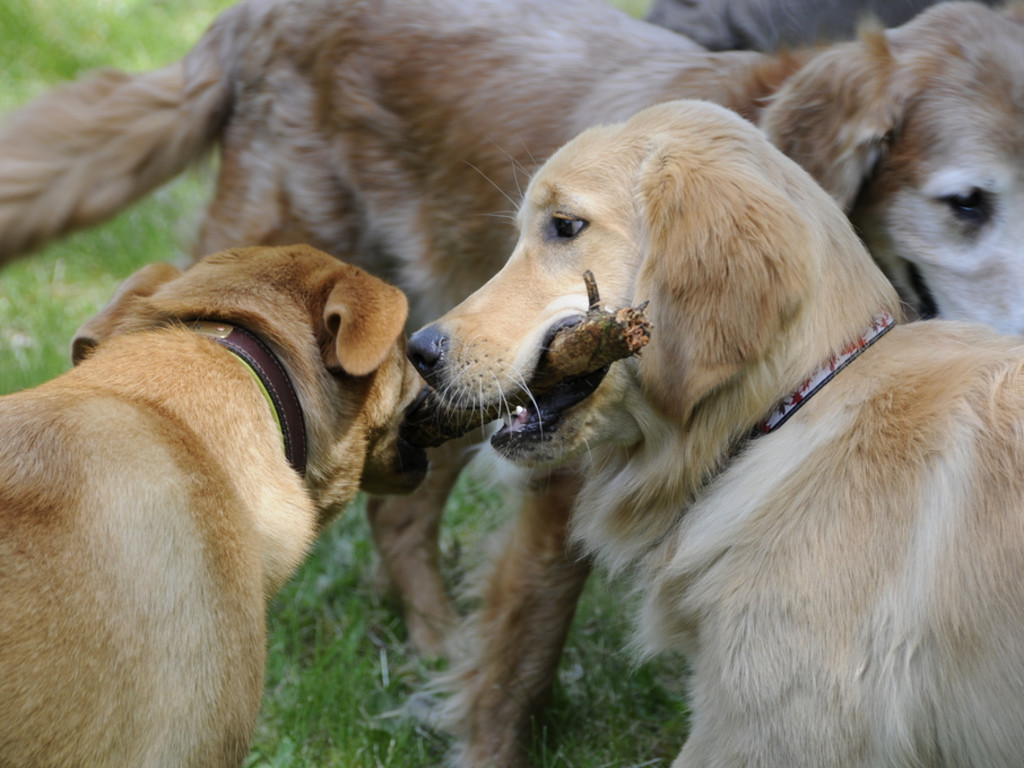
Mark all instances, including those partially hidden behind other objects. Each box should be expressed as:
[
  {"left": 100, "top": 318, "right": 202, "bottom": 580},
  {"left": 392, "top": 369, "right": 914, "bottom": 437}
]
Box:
[
  {"left": 0, "top": 245, "right": 427, "bottom": 767},
  {"left": 2, "top": 1, "right": 1024, "bottom": 331},
  {"left": 413, "top": 100, "right": 1024, "bottom": 767},
  {"left": 3, "top": 1, "right": 1024, "bottom": 763}
]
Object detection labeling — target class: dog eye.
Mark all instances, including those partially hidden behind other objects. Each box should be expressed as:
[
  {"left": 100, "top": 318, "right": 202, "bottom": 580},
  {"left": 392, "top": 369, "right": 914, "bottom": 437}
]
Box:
[
  {"left": 551, "top": 214, "right": 587, "bottom": 240},
  {"left": 938, "top": 188, "right": 993, "bottom": 228}
]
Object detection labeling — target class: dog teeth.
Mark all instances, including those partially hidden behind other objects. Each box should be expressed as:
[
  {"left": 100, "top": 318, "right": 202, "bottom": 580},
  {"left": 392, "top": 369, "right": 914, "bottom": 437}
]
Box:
[
  {"left": 513, "top": 404, "right": 532, "bottom": 427},
  {"left": 503, "top": 405, "right": 528, "bottom": 429}
]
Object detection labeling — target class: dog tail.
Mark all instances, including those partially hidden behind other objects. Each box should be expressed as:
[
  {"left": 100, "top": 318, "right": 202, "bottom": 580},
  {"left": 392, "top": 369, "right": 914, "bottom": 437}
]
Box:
[{"left": 0, "top": 4, "right": 259, "bottom": 263}]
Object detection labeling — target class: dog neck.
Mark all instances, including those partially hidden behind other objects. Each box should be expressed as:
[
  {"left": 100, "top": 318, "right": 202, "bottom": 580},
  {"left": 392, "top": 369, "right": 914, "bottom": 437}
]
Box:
[
  {"left": 572, "top": 311, "right": 898, "bottom": 573},
  {"left": 756, "top": 311, "right": 896, "bottom": 435},
  {"left": 189, "top": 320, "right": 308, "bottom": 476}
]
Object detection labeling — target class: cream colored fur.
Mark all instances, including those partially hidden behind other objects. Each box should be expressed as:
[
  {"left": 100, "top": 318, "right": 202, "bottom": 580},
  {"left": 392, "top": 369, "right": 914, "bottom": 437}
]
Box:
[
  {"left": 419, "top": 100, "right": 1024, "bottom": 766},
  {"left": 4, "top": 1, "right": 1024, "bottom": 764},
  {"left": 0, "top": 245, "right": 426, "bottom": 768}
]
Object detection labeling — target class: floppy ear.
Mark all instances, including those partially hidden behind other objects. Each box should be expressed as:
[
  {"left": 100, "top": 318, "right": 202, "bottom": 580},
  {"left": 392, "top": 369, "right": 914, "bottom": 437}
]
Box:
[
  {"left": 760, "top": 25, "right": 901, "bottom": 211},
  {"left": 71, "top": 261, "right": 182, "bottom": 364},
  {"left": 322, "top": 265, "right": 408, "bottom": 376},
  {"left": 634, "top": 137, "right": 809, "bottom": 420}
]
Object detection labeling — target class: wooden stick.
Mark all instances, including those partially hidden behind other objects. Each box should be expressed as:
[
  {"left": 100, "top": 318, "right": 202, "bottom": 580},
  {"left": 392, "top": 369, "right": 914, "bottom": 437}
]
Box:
[{"left": 402, "top": 272, "right": 651, "bottom": 447}]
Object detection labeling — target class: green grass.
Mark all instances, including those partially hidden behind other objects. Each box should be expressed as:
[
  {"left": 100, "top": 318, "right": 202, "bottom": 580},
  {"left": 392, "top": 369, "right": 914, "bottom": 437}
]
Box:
[
  {"left": 0, "top": 0, "right": 228, "bottom": 393},
  {"left": 0, "top": 1, "right": 691, "bottom": 765}
]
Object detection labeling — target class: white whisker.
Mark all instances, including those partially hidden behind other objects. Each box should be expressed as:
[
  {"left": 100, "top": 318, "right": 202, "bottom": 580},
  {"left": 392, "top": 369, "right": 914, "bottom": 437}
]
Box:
[{"left": 463, "top": 157, "right": 519, "bottom": 209}]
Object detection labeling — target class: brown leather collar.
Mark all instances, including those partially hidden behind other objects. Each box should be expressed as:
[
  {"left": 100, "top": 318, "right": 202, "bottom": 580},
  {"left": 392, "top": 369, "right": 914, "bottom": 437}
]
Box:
[{"left": 189, "top": 320, "right": 307, "bottom": 476}]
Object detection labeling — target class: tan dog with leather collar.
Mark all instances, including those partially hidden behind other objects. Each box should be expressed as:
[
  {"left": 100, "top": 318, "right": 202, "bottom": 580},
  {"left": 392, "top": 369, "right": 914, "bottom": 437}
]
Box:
[{"left": 0, "top": 244, "right": 427, "bottom": 767}]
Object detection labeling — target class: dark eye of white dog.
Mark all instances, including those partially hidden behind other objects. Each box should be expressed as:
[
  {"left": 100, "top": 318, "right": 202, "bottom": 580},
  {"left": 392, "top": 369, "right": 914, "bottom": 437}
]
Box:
[
  {"left": 550, "top": 213, "right": 587, "bottom": 240},
  {"left": 938, "top": 188, "right": 993, "bottom": 229}
]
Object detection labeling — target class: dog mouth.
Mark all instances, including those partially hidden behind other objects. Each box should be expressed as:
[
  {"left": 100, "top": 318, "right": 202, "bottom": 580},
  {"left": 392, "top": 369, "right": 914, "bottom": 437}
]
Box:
[
  {"left": 397, "top": 435, "right": 429, "bottom": 477},
  {"left": 490, "top": 366, "right": 607, "bottom": 452},
  {"left": 360, "top": 431, "right": 430, "bottom": 496},
  {"left": 401, "top": 290, "right": 651, "bottom": 450},
  {"left": 400, "top": 364, "right": 608, "bottom": 450}
]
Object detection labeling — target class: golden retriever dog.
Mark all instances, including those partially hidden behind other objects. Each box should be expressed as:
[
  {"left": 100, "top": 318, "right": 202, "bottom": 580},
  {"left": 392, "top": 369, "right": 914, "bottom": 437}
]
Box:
[
  {"left": 0, "top": 244, "right": 427, "bottom": 768},
  {"left": 409, "top": 99, "right": 1024, "bottom": 768},
  {"left": 3, "top": 0, "right": 1024, "bottom": 763}
]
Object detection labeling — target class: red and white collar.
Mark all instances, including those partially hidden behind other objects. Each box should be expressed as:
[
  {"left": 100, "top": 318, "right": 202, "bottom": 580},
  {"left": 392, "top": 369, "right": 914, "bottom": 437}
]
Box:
[{"left": 756, "top": 311, "right": 895, "bottom": 435}]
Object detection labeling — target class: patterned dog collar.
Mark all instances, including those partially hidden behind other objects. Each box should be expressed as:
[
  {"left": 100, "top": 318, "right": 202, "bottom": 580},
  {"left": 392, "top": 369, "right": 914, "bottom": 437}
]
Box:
[{"left": 756, "top": 311, "right": 896, "bottom": 435}]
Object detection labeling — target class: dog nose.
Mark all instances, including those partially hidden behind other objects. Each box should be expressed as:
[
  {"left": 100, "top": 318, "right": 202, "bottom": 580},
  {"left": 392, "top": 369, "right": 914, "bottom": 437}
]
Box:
[{"left": 407, "top": 324, "right": 448, "bottom": 384}]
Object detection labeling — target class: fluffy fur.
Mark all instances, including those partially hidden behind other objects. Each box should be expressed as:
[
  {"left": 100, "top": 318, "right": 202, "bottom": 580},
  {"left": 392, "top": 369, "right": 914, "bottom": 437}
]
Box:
[
  {"left": 3, "top": 1, "right": 1024, "bottom": 331},
  {"left": 3, "top": 1, "right": 1024, "bottom": 763},
  {"left": 413, "top": 99, "right": 1024, "bottom": 767},
  {"left": 0, "top": 245, "right": 427, "bottom": 767}
]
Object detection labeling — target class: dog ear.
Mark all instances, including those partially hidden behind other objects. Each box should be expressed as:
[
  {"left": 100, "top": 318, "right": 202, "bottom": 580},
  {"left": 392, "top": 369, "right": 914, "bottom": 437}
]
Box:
[
  {"left": 321, "top": 265, "right": 408, "bottom": 376},
  {"left": 71, "top": 261, "right": 182, "bottom": 364},
  {"left": 634, "top": 135, "right": 809, "bottom": 420},
  {"left": 760, "top": 25, "right": 901, "bottom": 211}
]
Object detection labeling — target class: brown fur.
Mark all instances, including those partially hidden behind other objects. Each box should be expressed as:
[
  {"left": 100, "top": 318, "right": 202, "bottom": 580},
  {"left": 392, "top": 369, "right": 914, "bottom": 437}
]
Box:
[
  {"left": 3, "top": 1, "right": 1024, "bottom": 763},
  {"left": 416, "top": 99, "right": 1024, "bottom": 767},
  {"left": 0, "top": 245, "right": 427, "bottom": 767}
]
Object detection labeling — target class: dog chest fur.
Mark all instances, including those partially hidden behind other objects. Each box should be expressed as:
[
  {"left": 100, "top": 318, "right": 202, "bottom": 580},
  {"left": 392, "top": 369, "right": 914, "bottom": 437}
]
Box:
[{"left": 598, "top": 317, "right": 1024, "bottom": 767}]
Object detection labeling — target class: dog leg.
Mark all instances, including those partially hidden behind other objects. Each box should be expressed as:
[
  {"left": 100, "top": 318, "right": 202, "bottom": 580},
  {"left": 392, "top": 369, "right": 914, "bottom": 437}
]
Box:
[
  {"left": 442, "top": 466, "right": 591, "bottom": 768},
  {"left": 366, "top": 439, "right": 472, "bottom": 656}
]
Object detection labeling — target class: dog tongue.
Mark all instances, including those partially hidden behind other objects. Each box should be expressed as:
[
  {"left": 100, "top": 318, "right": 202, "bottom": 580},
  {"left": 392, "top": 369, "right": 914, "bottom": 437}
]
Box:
[{"left": 401, "top": 275, "right": 651, "bottom": 448}]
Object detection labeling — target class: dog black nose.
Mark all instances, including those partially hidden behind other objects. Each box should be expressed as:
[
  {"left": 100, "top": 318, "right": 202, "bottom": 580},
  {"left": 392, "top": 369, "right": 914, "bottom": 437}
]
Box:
[{"left": 407, "top": 324, "right": 448, "bottom": 384}]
